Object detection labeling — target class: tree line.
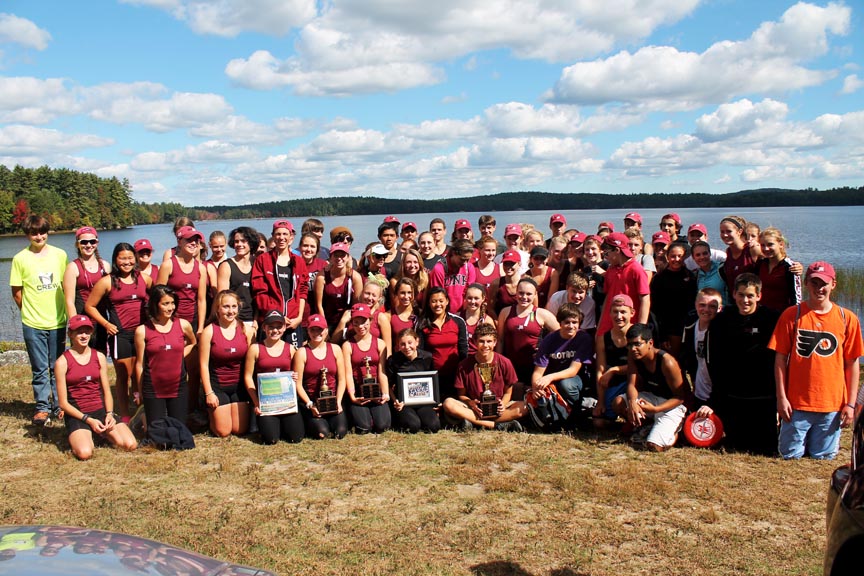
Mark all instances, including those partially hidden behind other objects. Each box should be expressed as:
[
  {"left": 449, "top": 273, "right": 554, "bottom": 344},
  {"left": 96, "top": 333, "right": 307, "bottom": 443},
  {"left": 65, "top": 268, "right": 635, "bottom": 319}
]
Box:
[
  {"left": 0, "top": 165, "right": 194, "bottom": 233},
  {"left": 1, "top": 163, "right": 860, "bottom": 233}
]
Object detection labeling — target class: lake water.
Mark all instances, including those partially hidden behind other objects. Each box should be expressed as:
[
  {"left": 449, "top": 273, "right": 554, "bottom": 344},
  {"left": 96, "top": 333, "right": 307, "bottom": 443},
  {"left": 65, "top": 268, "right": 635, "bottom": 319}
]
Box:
[{"left": 2, "top": 205, "right": 861, "bottom": 342}]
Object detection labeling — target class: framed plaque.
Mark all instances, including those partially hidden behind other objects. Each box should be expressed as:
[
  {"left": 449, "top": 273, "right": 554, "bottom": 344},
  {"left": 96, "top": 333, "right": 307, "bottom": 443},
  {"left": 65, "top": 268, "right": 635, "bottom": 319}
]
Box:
[
  {"left": 395, "top": 371, "right": 440, "bottom": 407},
  {"left": 256, "top": 371, "right": 298, "bottom": 415}
]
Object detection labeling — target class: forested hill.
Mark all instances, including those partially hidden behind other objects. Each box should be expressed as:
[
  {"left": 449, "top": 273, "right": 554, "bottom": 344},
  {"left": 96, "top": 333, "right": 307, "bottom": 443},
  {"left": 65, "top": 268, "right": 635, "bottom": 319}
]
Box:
[{"left": 197, "top": 186, "right": 864, "bottom": 219}]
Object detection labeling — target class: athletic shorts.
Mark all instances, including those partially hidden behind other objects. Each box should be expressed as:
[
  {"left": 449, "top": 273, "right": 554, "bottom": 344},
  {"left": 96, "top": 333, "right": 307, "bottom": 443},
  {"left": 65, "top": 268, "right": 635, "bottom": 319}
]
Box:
[
  {"left": 212, "top": 387, "right": 249, "bottom": 407},
  {"left": 108, "top": 329, "right": 136, "bottom": 360},
  {"left": 65, "top": 407, "right": 108, "bottom": 436}
]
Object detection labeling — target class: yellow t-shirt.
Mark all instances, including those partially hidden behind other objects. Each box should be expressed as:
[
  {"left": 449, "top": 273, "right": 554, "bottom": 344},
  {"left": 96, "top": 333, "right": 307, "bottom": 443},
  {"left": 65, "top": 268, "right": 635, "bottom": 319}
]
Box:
[{"left": 9, "top": 244, "right": 68, "bottom": 330}]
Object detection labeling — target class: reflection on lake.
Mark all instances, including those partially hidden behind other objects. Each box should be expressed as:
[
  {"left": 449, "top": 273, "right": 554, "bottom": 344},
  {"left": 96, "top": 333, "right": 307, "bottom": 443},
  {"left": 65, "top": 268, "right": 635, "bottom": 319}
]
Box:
[{"left": 1, "top": 205, "right": 861, "bottom": 342}]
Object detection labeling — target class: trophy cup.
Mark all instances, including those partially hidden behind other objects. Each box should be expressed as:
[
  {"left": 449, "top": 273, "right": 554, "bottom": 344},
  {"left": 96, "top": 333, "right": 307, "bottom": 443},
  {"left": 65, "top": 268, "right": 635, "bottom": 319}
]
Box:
[
  {"left": 476, "top": 362, "right": 498, "bottom": 419},
  {"left": 360, "top": 355, "right": 382, "bottom": 400},
  {"left": 316, "top": 367, "right": 338, "bottom": 415}
]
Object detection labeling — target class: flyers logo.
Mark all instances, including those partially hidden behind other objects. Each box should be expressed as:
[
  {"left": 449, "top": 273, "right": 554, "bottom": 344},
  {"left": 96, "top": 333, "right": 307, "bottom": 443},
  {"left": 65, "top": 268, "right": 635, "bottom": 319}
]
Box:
[{"left": 796, "top": 329, "right": 838, "bottom": 358}]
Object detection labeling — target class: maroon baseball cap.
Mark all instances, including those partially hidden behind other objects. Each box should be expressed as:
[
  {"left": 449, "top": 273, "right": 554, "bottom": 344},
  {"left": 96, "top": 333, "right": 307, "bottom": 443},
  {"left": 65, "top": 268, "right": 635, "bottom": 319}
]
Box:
[
  {"left": 307, "top": 314, "right": 327, "bottom": 330},
  {"left": 662, "top": 212, "right": 682, "bottom": 225},
  {"left": 603, "top": 232, "right": 633, "bottom": 258},
  {"left": 569, "top": 232, "right": 587, "bottom": 245},
  {"left": 351, "top": 303, "right": 371, "bottom": 319},
  {"left": 68, "top": 314, "right": 93, "bottom": 331},
  {"left": 455, "top": 219, "right": 471, "bottom": 231},
  {"left": 549, "top": 214, "right": 566, "bottom": 227},
  {"left": 504, "top": 224, "right": 523, "bottom": 238},
  {"left": 75, "top": 226, "right": 98, "bottom": 238},
  {"left": 598, "top": 221, "right": 615, "bottom": 233},
  {"left": 501, "top": 250, "right": 521, "bottom": 264},
  {"left": 624, "top": 212, "right": 642, "bottom": 225},
  {"left": 134, "top": 239, "right": 153, "bottom": 252},
  {"left": 384, "top": 215, "right": 400, "bottom": 225},
  {"left": 806, "top": 261, "right": 836, "bottom": 283},
  {"left": 272, "top": 219, "right": 294, "bottom": 233},
  {"left": 610, "top": 294, "right": 635, "bottom": 309},
  {"left": 402, "top": 221, "right": 417, "bottom": 232},
  {"left": 688, "top": 223, "right": 708, "bottom": 236},
  {"left": 176, "top": 226, "right": 204, "bottom": 242},
  {"left": 652, "top": 231, "right": 671, "bottom": 246}
]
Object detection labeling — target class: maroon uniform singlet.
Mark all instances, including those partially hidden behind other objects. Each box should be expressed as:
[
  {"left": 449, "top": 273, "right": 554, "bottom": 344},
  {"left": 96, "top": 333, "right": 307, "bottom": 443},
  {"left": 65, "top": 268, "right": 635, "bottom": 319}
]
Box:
[
  {"left": 62, "top": 349, "right": 104, "bottom": 413},
  {"left": 107, "top": 274, "right": 148, "bottom": 330},
  {"left": 321, "top": 270, "right": 354, "bottom": 327},
  {"left": 390, "top": 311, "right": 415, "bottom": 342},
  {"left": 208, "top": 325, "right": 248, "bottom": 395},
  {"left": 474, "top": 263, "right": 500, "bottom": 302},
  {"left": 73, "top": 259, "right": 106, "bottom": 313},
  {"left": 166, "top": 255, "right": 201, "bottom": 324},
  {"left": 348, "top": 340, "right": 380, "bottom": 384},
  {"left": 501, "top": 305, "right": 543, "bottom": 371},
  {"left": 302, "top": 344, "right": 339, "bottom": 400},
  {"left": 142, "top": 320, "right": 187, "bottom": 399},
  {"left": 723, "top": 247, "right": 755, "bottom": 295},
  {"left": 532, "top": 266, "right": 553, "bottom": 308},
  {"left": 495, "top": 283, "right": 518, "bottom": 314},
  {"left": 255, "top": 342, "right": 293, "bottom": 374}
]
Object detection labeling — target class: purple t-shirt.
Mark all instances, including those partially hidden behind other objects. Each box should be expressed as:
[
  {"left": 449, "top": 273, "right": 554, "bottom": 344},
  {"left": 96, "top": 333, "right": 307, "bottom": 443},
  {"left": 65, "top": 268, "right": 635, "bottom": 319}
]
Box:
[{"left": 534, "top": 330, "right": 594, "bottom": 374}]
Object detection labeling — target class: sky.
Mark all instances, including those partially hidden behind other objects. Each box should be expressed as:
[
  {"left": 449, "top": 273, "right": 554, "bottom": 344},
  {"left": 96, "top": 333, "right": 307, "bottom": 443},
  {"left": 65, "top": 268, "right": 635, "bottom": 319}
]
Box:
[{"left": 0, "top": 0, "right": 861, "bottom": 207}]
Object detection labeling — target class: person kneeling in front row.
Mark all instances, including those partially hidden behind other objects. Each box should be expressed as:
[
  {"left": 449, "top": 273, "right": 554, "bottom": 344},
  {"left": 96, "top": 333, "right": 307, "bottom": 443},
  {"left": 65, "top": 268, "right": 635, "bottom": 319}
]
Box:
[
  {"left": 443, "top": 324, "right": 526, "bottom": 431},
  {"left": 611, "top": 323, "right": 687, "bottom": 452}
]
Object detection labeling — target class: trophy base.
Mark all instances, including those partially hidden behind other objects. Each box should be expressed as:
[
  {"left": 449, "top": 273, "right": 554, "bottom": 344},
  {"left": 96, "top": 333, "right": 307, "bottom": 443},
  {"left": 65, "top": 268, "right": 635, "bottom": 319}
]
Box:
[
  {"left": 480, "top": 399, "right": 499, "bottom": 420},
  {"left": 316, "top": 395, "right": 339, "bottom": 416},
  {"left": 361, "top": 380, "right": 382, "bottom": 400}
]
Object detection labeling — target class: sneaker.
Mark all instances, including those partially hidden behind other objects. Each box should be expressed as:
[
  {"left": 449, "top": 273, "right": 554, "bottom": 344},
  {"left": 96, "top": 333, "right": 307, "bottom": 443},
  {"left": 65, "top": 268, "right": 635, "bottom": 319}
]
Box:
[
  {"left": 54, "top": 408, "right": 64, "bottom": 421},
  {"left": 495, "top": 420, "right": 524, "bottom": 433},
  {"left": 459, "top": 418, "right": 474, "bottom": 432},
  {"left": 32, "top": 411, "right": 50, "bottom": 426}
]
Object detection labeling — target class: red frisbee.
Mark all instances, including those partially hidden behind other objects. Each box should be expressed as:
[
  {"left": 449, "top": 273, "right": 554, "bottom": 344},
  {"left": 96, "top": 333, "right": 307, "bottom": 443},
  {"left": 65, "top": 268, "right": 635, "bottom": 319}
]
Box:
[{"left": 683, "top": 412, "right": 724, "bottom": 448}]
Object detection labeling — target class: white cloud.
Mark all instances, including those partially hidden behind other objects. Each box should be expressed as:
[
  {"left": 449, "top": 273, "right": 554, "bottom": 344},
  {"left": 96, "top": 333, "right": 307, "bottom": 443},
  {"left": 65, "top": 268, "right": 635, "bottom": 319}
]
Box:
[
  {"left": 694, "top": 98, "right": 789, "bottom": 142},
  {"left": 548, "top": 2, "right": 850, "bottom": 109},
  {"left": 0, "top": 77, "right": 79, "bottom": 123},
  {"left": 89, "top": 91, "right": 233, "bottom": 132},
  {"left": 841, "top": 74, "right": 864, "bottom": 94},
  {"left": 226, "top": 0, "right": 701, "bottom": 96},
  {"left": 0, "top": 13, "right": 51, "bottom": 50},
  {"left": 713, "top": 174, "right": 731, "bottom": 184},
  {"left": 441, "top": 92, "right": 467, "bottom": 104},
  {"left": 0, "top": 125, "right": 112, "bottom": 156},
  {"left": 121, "top": 0, "right": 316, "bottom": 37}
]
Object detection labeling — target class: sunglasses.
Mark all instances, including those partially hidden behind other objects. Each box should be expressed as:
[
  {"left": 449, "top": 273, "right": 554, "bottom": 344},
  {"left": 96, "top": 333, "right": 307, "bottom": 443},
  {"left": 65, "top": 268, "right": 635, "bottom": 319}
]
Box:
[
  {"left": 78, "top": 239, "right": 98, "bottom": 246},
  {"left": 336, "top": 235, "right": 353, "bottom": 243}
]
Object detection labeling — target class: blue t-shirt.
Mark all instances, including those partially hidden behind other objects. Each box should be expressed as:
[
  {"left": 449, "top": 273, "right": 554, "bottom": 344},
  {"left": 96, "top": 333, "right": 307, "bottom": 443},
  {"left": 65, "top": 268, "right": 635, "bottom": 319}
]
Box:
[{"left": 534, "top": 330, "right": 594, "bottom": 374}]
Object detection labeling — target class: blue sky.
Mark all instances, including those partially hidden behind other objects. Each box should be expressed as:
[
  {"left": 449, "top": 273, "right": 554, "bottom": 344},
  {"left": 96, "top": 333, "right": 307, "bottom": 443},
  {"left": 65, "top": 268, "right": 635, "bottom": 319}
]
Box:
[{"left": 0, "top": 0, "right": 861, "bottom": 206}]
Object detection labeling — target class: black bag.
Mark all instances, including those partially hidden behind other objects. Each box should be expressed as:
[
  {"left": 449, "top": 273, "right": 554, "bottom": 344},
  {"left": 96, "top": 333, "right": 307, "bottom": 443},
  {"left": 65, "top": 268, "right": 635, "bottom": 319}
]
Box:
[{"left": 147, "top": 416, "right": 195, "bottom": 450}]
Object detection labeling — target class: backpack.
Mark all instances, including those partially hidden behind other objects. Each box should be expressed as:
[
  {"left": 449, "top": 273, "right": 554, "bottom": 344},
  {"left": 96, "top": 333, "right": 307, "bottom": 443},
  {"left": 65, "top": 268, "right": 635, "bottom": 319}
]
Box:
[{"left": 525, "top": 384, "right": 572, "bottom": 431}]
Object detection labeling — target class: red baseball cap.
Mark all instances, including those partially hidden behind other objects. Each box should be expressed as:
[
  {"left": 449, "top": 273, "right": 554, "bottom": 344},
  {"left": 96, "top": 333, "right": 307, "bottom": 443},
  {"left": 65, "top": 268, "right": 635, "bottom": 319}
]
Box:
[
  {"left": 603, "top": 232, "right": 633, "bottom": 258},
  {"left": 598, "top": 221, "right": 615, "bottom": 233},
  {"left": 569, "top": 232, "right": 587, "bottom": 245},
  {"left": 662, "top": 212, "right": 682, "bottom": 225},
  {"left": 272, "top": 219, "right": 294, "bottom": 233},
  {"left": 351, "top": 303, "right": 371, "bottom": 319},
  {"left": 610, "top": 294, "right": 635, "bottom": 309},
  {"left": 549, "top": 214, "right": 566, "bottom": 227},
  {"left": 402, "top": 221, "right": 417, "bottom": 232},
  {"left": 68, "top": 315, "right": 93, "bottom": 331},
  {"left": 330, "top": 242, "right": 350, "bottom": 256},
  {"left": 652, "top": 231, "right": 671, "bottom": 246},
  {"left": 134, "top": 239, "right": 153, "bottom": 252},
  {"left": 75, "top": 226, "right": 98, "bottom": 238},
  {"left": 688, "top": 223, "right": 708, "bottom": 236},
  {"left": 384, "top": 215, "right": 400, "bottom": 224},
  {"left": 455, "top": 219, "right": 471, "bottom": 231},
  {"left": 501, "top": 250, "right": 521, "bottom": 264},
  {"left": 176, "top": 226, "right": 204, "bottom": 242},
  {"left": 307, "top": 314, "right": 327, "bottom": 330},
  {"left": 504, "top": 224, "right": 523, "bottom": 238},
  {"left": 624, "top": 212, "right": 642, "bottom": 225},
  {"left": 806, "top": 261, "right": 836, "bottom": 283}
]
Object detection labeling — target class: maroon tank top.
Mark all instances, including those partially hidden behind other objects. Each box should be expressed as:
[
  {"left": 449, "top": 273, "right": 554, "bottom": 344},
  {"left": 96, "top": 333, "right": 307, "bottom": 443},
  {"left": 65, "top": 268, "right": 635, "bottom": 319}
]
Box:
[
  {"left": 63, "top": 349, "right": 103, "bottom": 413},
  {"left": 502, "top": 305, "right": 543, "bottom": 370},
  {"left": 255, "top": 341, "right": 293, "bottom": 374},
  {"left": 532, "top": 266, "right": 553, "bottom": 308},
  {"left": 74, "top": 259, "right": 106, "bottom": 312},
  {"left": 322, "top": 270, "right": 353, "bottom": 326},
  {"left": 167, "top": 255, "right": 200, "bottom": 323},
  {"left": 723, "top": 246, "right": 755, "bottom": 294},
  {"left": 208, "top": 324, "right": 248, "bottom": 393},
  {"left": 474, "top": 262, "right": 500, "bottom": 302},
  {"left": 348, "top": 339, "right": 380, "bottom": 384},
  {"left": 108, "top": 274, "right": 148, "bottom": 330},
  {"left": 390, "top": 310, "right": 415, "bottom": 341},
  {"left": 495, "top": 282, "right": 518, "bottom": 314},
  {"left": 302, "top": 344, "right": 338, "bottom": 400},
  {"left": 143, "top": 320, "right": 186, "bottom": 399}
]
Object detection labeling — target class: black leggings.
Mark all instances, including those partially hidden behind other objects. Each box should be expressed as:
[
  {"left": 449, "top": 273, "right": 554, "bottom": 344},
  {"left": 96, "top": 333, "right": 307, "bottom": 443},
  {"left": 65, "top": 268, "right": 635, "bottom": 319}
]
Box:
[
  {"left": 258, "top": 413, "right": 304, "bottom": 444},
  {"left": 392, "top": 405, "right": 440, "bottom": 433},
  {"left": 303, "top": 409, "right": 348, "bottom": 439},
  {"left": 349, "top": 403, "right": 392, "bottom": 433},
  {"left": 143, "top": 388, "right": 188, "bottom": 425}
]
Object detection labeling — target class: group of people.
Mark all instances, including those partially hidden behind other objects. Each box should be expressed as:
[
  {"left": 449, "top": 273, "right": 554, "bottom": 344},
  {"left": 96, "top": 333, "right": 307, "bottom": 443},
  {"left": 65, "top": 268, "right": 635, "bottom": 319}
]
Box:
[{"left": 9, "top": 210, "right": 862, "bottom": 459}]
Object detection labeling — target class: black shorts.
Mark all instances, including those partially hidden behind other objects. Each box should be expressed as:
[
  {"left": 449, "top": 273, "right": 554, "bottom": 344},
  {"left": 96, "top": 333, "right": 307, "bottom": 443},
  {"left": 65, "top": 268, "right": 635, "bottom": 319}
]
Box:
[
  {"left": 212, "top": 386, "right": 250, "bottom": 407},
  {"left": 108, "top": 329, "right": 136, "bottom": 360},
  {"left": 65, "top": 408, "right": 108, "bottom": 437}
]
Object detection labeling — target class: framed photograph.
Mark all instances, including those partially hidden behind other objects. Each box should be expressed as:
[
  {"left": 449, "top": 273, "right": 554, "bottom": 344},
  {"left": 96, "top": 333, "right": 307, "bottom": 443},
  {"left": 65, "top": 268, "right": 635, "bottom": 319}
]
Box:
[
  {"left": 395, "top": 371, "right": 439, "bottom": 406},
  {"left": 256, "top": 371, "right": 298, "bottom": 415}
]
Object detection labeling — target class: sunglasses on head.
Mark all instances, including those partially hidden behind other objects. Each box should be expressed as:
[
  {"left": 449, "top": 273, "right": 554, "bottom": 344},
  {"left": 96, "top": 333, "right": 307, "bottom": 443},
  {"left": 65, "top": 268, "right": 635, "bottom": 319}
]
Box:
[{"left": 79, "top": 239, "right": 98, "bottom": 246}]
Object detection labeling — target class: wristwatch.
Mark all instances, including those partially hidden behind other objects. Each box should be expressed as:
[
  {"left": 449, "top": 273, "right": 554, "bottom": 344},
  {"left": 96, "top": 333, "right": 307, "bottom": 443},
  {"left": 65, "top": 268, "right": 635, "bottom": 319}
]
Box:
[{"left": 306, "top": 401, "right": 314, "bottom": 410}]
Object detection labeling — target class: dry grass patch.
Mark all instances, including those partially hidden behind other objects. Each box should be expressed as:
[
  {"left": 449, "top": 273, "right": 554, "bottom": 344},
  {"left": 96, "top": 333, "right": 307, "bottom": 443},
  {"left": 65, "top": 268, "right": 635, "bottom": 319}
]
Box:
[{"left": 0, "top": 366, "right": 842, "bottom": 575}]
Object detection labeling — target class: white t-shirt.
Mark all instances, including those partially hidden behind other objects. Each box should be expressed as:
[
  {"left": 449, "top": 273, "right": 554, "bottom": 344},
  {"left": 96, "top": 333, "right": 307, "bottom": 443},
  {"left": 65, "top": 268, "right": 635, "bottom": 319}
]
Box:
[
  {"left": 545, "top": 290, "right": 596, "bottom": 330},
  {"left": 693, "top": 323, "right": 712, "bottom": 401}
]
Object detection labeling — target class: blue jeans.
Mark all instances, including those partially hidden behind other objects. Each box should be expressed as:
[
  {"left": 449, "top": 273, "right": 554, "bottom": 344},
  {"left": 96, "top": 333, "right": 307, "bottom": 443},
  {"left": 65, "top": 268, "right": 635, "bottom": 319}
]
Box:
[
  {"left": 22, "top": 325, "right": 66, "bottom": 414},
  {"left": 778, "top": 409, "right": 841, "bottom": 460},
  {"left": 556, "top": 376, "right": 583, "bottom": 408}
]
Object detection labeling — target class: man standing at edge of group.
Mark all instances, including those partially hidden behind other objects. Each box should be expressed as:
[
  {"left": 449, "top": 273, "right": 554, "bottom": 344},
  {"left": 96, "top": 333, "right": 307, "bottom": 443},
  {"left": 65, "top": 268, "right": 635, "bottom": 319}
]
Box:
[
  {"left": 10, "top": 215, "right": 69, "bottom": 426},
  {"left": 770, "top": 261, "right": 862, "bottom": 460}
]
